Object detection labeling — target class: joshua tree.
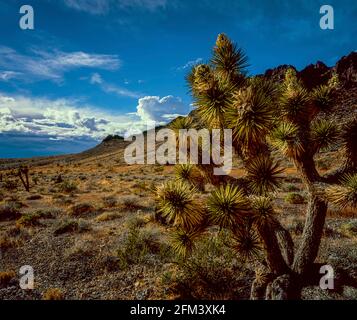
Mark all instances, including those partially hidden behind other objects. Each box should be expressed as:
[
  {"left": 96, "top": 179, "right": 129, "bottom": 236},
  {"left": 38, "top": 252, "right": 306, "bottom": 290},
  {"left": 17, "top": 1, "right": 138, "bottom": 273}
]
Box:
[
  {"left": 156, "top": 34, "right": 357, "bottom": 299},
  {"left": 17, "top": 166, "right": 30, "bottom": 192}
]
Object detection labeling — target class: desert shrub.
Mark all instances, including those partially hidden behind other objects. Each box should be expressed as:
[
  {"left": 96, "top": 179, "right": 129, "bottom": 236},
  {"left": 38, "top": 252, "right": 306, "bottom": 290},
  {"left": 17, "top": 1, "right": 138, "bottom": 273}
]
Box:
[
  {"left": 16, "top": 213, "right": 42, "bottom": 228},
  {"left": 0, "top": 271, "right": 16, "bottom": 288},
  {"left": 0, "top": 203, "right": 22, "bottom": 222},
  {"left": 68, "top": 203, "right": 96, "bottom": 217},
  {"left": 168, "top": 234, "right": 253, "bottom": 299},
  {"left": 339, "top": 221, "right": 357, "bottom": 238},
  {"left": 284, "top": 192, "right": 305, "bottom": 204},
  {"left": 26, "top": 194, "right": 42, "bottom": 200},
  {"left": 77, "top": 219, "right": 91, "bottom": 232},
  {"left": 95, "top": 212, "right": 121, "bottom": 222},
  {"left": 0, "top": 236, "right": 16, "bottom": 252},
  {"left": 116, "top": 225, "right": 171, "bottom": 269},
  {"left": 118, "top": 195, "right": 143, "bottom": 211},
  {"left": 283, "top": 184, "right": 300, "bottom": 192},
  {"left": 3, "top": 179, "right": 18, "bottom": 191},
  {"left": 54, "top": 220, "right": 79, "bottom": 235},
  {"left": 16, "top": 209, "right": 56, "bottom": 228},
  {"left": 126, "top": 215, "right": 147, "bottom": 229},
  {"left": 42, "top": 288, "right": 64, "bottom": 300},
  {"left": 102, "top": 196, "right": 117, "bottom": 208},
  {"left": 102, "top": 255, "right": 121, "bottom": 272},
  {"left": 58, "top": 180, "right": 78, "bottom": 193}
]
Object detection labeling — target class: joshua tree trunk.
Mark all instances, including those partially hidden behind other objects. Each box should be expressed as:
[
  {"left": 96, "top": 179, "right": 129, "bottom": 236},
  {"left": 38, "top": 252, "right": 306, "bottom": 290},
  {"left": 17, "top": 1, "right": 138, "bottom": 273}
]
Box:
[
  {"left": 258, "top": 224, "right": 290, "bottom": 275},
  {"left": 292, "top": 195, "right": 327, "bottom": 274},
  {"left": 256, "top": 154, "right": 329, "bottom": 299}
]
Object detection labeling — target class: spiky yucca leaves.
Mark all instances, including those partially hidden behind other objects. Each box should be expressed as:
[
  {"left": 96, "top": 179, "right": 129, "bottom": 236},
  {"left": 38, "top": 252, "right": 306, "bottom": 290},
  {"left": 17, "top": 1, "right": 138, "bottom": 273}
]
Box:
[
  {"left": 279, "top": 85, "right": 310, "bottom": 123},
  {"left": 310, "top": 119, "right": 339, "bottom": 152},
  {"left": 248, "top": 77, "right": 281, "bottom": 104},
  {"left": 170, "top": 227, "right": 205, "bottom": 258},
  {"left": 212, "top": 33, "right": 248, "bottom": 84},
  {"left": 311, "top": 85, "right": 335, "bottom": 113},
  {"left": 193, "top": 75, "right": 236, "bottom": 128},
  {"left": 226, "top": 86, "right": 275, "bottom": 154},
  {"left": 249, "top": 196, "right": 277, "bottom": 229},
  {"left": 156, "top": 180, "right": 204, "bottom": 230},
  {"left": 326, "top": 174, "right": 357, "bottom": 208},
  {"left": 207, "top": 184, "right": 249, "bottom": 230},
  {"left": 245, "top": 156, "right": 284, "bottom": 195},
  {"left": 270, "top": 122, "right": 304, "bottom": 158},
  {"left": 175, "top": 164, "right": 205, "bottom": 191},
  {"left": 231, "top": 225, "right": 261, "bottom": 262},
  {"left": 341, "top": 117, "right": 357, "bottom": 169},
  {"left": 169, "top": 116, "right": 194, "bottom": 132}
]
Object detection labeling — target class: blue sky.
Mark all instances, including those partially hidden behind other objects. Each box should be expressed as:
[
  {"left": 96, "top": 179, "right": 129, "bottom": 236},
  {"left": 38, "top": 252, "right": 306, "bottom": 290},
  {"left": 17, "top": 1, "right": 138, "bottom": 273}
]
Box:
[{"left": 0, "top": 0, "right": 356, "bottom": 158}]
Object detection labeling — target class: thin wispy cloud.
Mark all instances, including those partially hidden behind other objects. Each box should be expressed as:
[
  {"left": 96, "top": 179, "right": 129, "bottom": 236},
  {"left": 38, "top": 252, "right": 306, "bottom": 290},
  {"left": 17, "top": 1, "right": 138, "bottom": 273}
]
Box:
[
  {"left": 0, "top": 46, "right": 121, "bottom": 83},
  {"left": 177, "top": 58, "right": 203, "bottom": 71},
  {"left": 89, "top": 73, "right": 142, "bottom": 99}
]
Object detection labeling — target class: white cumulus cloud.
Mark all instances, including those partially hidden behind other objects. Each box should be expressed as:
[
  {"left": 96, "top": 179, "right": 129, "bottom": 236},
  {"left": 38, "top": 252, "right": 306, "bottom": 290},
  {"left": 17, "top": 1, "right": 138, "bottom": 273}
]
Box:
[
  {"left": 136, "top": 95, "right": 189, "bottom": 124},
  {"left": 0, "top": 93, "right": 189, "bottom": 141}
]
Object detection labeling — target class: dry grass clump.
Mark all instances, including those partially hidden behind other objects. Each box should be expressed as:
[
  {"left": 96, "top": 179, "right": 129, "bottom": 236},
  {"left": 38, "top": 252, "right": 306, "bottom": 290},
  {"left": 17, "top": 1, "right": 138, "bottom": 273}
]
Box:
[
  {"left": 284, "top": 192, "right": 306, "bottom": 204},
  {"left": 95, "top": 212, "right": 121, "bottom": 222},
  {"left": 116, "top": 224, "right": 171, "bottom": 269},
  {"left": 54, "top": 219, "right": 91, "bottom": 235},
  {"left": 68, "top": 203, "right": 97, "bottom": 217},
  {"left": 118, "top": 195, "right": 143, "bottom": 211},
  {"left": 16, "top": 209, "right": 56, "bottom": 228},
  {"left": 102, "top": 195, "right": 117, "bottom": 208},
  {"left": 42, "top": 288, "right": 64, "bottom": 300},
  {"left": 58, "top": 180, "right": 78, "bottom": 194},
  {"left": 339, "top": 221, "right": 357, "bottom": 239}
]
